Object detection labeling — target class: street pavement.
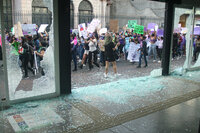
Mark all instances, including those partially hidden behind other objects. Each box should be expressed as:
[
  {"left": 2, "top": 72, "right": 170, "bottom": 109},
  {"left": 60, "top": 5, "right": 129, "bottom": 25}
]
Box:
[
  {"left": 0, "top": 56, "right": 186, "bottom": 96},
  {"left": 71, "top": 56, "right": 186, "bottom": 89},
  {"left": 0, "top": 68, "right": 200, "bottom": 133}
]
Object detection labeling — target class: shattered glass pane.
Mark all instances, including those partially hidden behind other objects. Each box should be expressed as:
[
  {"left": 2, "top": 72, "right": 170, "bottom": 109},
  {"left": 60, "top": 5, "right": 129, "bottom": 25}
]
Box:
[{"left": 5, "top": 0, "right": 56, "bottom": 100}]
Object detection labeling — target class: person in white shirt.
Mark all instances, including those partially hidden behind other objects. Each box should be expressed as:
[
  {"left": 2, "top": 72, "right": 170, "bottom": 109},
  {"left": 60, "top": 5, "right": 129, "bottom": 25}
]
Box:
[{"left": 88, "top": 36, "right": 100, "bottom": 70}]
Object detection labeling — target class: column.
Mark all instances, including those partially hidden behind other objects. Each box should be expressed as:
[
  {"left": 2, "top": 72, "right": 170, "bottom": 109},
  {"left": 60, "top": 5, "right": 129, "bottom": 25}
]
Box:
[
  {"left": 162, "top": 0, "right": 175, "bottom": 75},
  {"left": 58, "top": 0, "right": 71, "bottom": 94}
]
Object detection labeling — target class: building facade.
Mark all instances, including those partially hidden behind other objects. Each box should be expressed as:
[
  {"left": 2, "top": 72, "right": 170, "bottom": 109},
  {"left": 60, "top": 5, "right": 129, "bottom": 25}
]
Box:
[
  {"left": 110, "top": 0, "right": 166, "bottom": 29},
  {"left": 70, "top": 0, "right": 111, "bottom": 29}
]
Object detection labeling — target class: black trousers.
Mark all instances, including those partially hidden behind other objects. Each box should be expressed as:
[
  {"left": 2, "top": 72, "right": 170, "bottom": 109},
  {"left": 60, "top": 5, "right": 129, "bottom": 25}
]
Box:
[
  {"left": 20, "top": 53, "right": 29, "bottom": 77},
  {"left": 0, "top": 46, "right": 2, "bottom": 60},
  {"left": 194, "top": 47, "right": 200, "bottom": 61},
  {"left": 88, "top": 50, "right": 99, "bottom": 69},
  {"left": 157, "top": 48, "right": 162, "bottom": 61}
]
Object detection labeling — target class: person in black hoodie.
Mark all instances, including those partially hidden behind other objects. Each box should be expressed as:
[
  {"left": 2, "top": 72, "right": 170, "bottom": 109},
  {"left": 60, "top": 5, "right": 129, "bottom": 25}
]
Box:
[
  {"left": 137, "top": 35, "right": 148, "bottom": 68},
  {"left": 19, "top": 37, "right": 31, "bottom": 78}
]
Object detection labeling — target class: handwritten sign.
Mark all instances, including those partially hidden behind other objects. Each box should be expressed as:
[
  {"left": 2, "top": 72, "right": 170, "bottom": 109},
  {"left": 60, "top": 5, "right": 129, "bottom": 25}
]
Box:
[
  {"left": 133, "top": 25, "right": 144, "bottom": 34},
  {"left": 128, "top": 20, "right": 137, "bottom": 29}
]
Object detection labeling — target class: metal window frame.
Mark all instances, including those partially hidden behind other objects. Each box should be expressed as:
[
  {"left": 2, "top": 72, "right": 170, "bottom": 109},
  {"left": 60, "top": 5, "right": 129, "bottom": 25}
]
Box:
[{"left": 0, "top": 0, "right": 60, "bottom": 106}]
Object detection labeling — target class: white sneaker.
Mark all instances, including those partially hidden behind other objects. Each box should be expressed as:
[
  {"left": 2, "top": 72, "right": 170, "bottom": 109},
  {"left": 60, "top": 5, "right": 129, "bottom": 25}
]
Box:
[
  {"left": 153, "top": 60, "right": 156, "bottom": 62},
  {"left": 83, "top": 64, "right": 86, "bottom": 67},
  {"left": 115, "top": 73, "right": 121, "bottom": 77},
  {"left": 158, "top": 60, "right": 161, "bottom": 63},
  {"left": 104, "top": 73, "right": 108, "bottom": 78}
]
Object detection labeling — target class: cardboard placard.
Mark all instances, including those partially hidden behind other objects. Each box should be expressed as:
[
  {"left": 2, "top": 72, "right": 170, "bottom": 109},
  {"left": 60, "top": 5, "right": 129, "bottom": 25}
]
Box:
[
  {"left": 109, "top": 19, "right": 119, "bottom": 33},
  {"left": 14, "top": 22, "right": 24, "bottom": 38}
]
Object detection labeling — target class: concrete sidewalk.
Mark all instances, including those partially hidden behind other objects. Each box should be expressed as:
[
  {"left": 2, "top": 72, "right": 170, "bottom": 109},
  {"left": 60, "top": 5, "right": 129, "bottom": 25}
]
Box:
[
  {"left": 0, "top": 70, "right": 200, "bottom": 133},
  {"left": 100, "top": 97, "right": 200, "bottom": 133}
]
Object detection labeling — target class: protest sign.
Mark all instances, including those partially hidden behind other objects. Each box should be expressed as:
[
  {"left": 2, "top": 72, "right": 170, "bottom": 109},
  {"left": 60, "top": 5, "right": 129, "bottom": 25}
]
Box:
[
  {"left": 194, "top": 27, "right": 200, "bottom": 35},
  {"left": 128, "top": 20, "right": 137, "bottom": 29},
  {"left": 157, "top": 29, "right": 164, "bottom": 37},
  {"left": 21, "top": 24, "right": 37, "bottom": 35},
  {"left": 133, "top": 25, "right": 144, "bottom": 34},
  {"left": 87, "top": 19, "right": 101, "bottom": 33},
  {"left": 99, "top": 28, "right": 107, "bottom": 35},
  {"left": 14, "top": 22, "right": 24, "bottom": 38},
  {"left": 147, "top": 23, "right": 158, "bottom": 30},
  {"left": 109, "top": 19, "right": 119, "bottom": 33},
  {"left": 38, "top": 24, "right": 48, "bottom": 33},
  {"left": 155, "top": 25, "right": 159, "bottom": 31},
  {"left": 72, "top": 29, "right": 79, "bottom": 35},
  {"left": 78, "top": 23, "right": 88, "bottom": 38},
  {"left": 181, "top": 27, "right": 188, "bottom": 34}
]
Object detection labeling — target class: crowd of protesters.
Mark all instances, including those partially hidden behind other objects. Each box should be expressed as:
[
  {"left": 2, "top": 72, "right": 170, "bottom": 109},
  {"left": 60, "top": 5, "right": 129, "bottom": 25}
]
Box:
[
  {"left": 70, "top": 30, "right": 165, "bottom": 77},
  {"left": 70, "top": 28, "right": 200, "bottom": 77},
  {"left": 1, "top": 26, "right": 200, "bottom": 78},
  {"left": 0, "top": 27, "right": 49, "bottom": 79}
]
